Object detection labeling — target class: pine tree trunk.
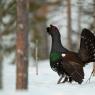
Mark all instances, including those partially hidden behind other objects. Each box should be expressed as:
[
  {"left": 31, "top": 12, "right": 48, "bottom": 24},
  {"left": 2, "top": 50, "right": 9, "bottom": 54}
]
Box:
[
  {"left": 67, "top": 0, "right": 72, "bottom": 50},
  {"left": 0, "top": 56, "right": 3, "bottom": 89},
  {"left": 76, "top": 1, "right": 82, "bottom": 50},
  {"left": 93, "top": 0, "right": 95, "bottom": 76},
  {"left": 16, "top": 0, "right": 29, "bottom": 89}
]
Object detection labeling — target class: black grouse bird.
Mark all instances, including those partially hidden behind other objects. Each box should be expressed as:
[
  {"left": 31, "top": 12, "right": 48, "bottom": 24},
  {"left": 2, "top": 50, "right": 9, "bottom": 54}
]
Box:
[{"left": 46, "top": 25, "right": 95, "bottom": 84}]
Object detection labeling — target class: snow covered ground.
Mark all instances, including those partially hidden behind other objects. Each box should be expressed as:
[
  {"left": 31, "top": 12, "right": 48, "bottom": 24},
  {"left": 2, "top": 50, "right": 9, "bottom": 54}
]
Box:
[{"left": 0, "top": 57, "right": 95, "bottom": 95}]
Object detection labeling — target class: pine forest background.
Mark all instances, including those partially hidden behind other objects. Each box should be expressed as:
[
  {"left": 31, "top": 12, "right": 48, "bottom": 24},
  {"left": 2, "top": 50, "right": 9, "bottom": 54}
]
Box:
[{"left": 0, "top": 0, "right": 95, "bottom": 90}]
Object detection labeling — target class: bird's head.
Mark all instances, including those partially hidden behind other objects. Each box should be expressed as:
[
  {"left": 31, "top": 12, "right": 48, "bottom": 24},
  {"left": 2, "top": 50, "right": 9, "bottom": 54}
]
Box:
[{"left": 46, "top": 25, "right": 60, "bottom": 37}]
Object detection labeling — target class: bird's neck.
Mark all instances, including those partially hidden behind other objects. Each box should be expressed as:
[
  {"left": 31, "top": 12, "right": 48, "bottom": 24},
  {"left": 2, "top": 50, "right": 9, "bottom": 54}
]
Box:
[{"left": 51, "top": 36, "right": 65, "bottom": 53}]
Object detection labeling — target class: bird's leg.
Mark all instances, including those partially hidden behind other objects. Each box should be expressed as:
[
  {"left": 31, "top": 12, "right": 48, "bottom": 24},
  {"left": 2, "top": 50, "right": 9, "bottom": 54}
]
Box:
[
  {"left": 69, "top": 76, "right": 72, "bottom": 83},
  {"left": 57, "top": 75, "right": 64, "bottom": 84},
  {"left": 86, "top": 69, "right": 94, "bottom": 83},
  {"left": 62, "top": 75, "right": 68, "bottom": 83}
]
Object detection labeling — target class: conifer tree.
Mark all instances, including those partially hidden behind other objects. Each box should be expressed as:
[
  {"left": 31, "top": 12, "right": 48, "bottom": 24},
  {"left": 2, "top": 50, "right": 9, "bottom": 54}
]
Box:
[{"left": 16, "top": 0, "right": 29, "bottom": 89}]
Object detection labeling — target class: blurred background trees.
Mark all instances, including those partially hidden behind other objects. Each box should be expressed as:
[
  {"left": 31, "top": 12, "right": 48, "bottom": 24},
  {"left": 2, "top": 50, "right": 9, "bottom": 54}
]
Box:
[
  {"left": 0, "top": 0, "right": 95, "bottom": 62},
  {"left": 0, "top": 0, "right": 95, "bottom": 88}
]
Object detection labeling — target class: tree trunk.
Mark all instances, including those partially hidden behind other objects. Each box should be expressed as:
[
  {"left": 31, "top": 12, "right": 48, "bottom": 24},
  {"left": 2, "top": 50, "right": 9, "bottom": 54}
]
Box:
[
  {"left": 76, "top": 1, "right": 82, "bottom": 50},
  {"left": 16, "top": 0, "right": 29, "bottom": 89},
  {"left": 0, "top": 55, "right": 3, "bottom": 89},
  {"left": 67, "top": 0, "right": 72, "bottom": 50},
  {"left": 92, "top": 0, "right": 95, "bottom": 76}
]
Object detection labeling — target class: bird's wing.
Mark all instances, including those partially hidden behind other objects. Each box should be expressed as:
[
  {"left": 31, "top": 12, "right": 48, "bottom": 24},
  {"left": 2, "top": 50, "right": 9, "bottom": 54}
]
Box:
[
  {"left": 79, "top": 28, "right": 95, "bottom": 63},
  {"left": 61, "top": 59, "right": 84, "bottom": 83}
]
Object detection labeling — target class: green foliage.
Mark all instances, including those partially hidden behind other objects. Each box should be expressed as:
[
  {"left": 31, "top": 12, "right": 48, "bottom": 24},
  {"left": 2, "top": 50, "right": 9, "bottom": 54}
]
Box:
[
  {"left": 0, "top": 0, "right": 16, "bottom": 64},
  {"left": 7, "top": 0, "right": 16, "bottom": 15}
]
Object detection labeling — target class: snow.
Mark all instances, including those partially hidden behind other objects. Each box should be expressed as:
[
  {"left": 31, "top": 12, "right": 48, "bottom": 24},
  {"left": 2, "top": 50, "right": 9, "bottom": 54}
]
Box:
[
  {"left": 0, "top": 57, "right": 95, "bottom": 95},
  {"left": 0, "top": 0, "right": 95, "bottom": 95}
]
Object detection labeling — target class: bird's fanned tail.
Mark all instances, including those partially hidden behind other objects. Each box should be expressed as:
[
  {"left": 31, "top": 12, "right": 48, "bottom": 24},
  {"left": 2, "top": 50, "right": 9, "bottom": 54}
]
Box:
[{"left": 79, "top": 28, "right": 95, "bottom": 65}]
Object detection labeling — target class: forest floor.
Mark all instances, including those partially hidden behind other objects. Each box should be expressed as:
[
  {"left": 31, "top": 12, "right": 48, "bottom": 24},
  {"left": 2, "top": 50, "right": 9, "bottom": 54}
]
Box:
[{"left": 0, "top": 57, "right": 95, "bottom": 95}]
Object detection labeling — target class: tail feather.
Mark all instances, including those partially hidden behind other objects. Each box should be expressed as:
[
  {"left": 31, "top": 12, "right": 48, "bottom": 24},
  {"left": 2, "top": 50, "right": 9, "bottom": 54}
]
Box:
[{"left": 79, "top": 28, "right": 95, "bottom": 64}]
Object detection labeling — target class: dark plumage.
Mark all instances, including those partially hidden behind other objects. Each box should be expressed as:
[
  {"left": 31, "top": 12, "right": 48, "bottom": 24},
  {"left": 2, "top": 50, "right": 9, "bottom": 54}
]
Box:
[{"left": 46, "top": 25, "right": 95, "bottom": 84}]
